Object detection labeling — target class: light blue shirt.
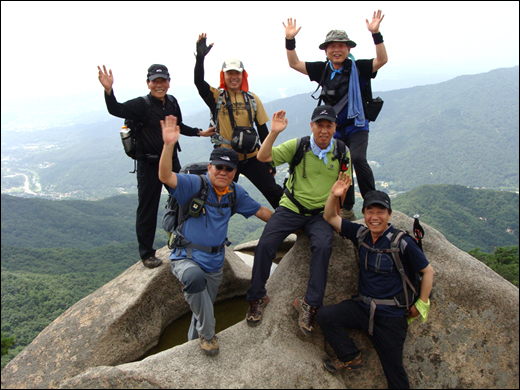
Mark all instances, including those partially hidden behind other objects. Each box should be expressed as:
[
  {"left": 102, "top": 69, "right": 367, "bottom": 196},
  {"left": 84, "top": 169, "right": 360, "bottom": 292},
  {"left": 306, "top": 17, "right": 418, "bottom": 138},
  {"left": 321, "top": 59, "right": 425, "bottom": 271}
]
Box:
[{"left": 169, "top": 173, "right": 261, "bottom": 273}]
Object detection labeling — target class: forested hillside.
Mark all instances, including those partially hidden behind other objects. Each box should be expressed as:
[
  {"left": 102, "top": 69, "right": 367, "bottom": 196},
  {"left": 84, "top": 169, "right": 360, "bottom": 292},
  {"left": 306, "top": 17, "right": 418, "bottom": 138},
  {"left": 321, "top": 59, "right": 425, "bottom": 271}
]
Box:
[
  {"left": 2, "top": 67, "right": 518, "bottom": 199},
  {"left": 2, "top": 184, "right": 518, "bottom": 369},
  {"left": 368, "top": 67, "right": 519, "bottom": 191},
  {"left": 393, "top": 185, "right": 519, "bottom": 252}
]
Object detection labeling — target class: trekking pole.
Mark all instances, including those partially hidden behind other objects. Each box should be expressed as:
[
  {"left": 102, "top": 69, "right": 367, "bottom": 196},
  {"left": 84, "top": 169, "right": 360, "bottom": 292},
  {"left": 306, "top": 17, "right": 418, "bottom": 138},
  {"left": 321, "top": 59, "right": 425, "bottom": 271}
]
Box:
[{"left": 413, "top": 214, "right": 424, "bottom": 251}]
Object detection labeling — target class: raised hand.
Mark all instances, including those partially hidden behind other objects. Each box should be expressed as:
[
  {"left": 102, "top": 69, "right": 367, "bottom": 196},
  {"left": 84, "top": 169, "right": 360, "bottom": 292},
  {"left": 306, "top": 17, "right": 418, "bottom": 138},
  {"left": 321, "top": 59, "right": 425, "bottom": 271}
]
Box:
[
  {"left": 160, "top": 115, "right": 180, "bottom": 146},
  {"left": 282, "top": 18, "right": 302, "bottom": 39},
  {"left": 196, "top": 33, "right": 213, "bottom": 58},
  {"left": 366, "top": 9, "right": 385, "bottom": 33},
  {"left": 331, "top": 172, "right": 351, "bottom": 197},
  {"left": 97, "top": 65, "right": 113, "bottom": 92},
  {"left": 271, "top": 110, "right": 288, "bottom": 134}
]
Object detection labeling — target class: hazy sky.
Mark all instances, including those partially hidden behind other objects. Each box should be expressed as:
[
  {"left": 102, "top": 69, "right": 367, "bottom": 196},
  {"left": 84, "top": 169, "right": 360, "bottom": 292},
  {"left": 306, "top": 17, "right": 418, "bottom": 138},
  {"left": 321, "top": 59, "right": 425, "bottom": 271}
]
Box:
[{"left": 1, "top": 1, "right": 519, "bottom": 104}]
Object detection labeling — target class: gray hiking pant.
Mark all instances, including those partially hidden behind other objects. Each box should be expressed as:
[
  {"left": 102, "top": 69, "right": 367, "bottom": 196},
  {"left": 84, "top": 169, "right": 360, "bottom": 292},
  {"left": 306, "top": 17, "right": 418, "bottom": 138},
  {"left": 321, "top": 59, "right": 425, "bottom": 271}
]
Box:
[{"left": 170, "top": 259, "right": 223, "bottom": 341}]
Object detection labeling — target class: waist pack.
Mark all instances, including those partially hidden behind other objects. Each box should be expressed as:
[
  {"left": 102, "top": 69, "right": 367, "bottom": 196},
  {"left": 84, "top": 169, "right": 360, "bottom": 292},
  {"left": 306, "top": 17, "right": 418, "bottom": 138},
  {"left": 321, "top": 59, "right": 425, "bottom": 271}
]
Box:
[
  {"left": 231, "top": 126, "right": 259, "bottom": 155},
  {"left": 365, "top": 97, "right": 384, "bottom": 122}
]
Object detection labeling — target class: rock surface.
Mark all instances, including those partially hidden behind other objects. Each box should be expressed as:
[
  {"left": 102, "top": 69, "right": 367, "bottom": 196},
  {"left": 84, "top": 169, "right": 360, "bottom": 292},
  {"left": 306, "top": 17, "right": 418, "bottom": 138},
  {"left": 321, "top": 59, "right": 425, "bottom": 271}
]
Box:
[
  {"left": 0, "top": 247, "right": 251, "bottom": 389},
  {"left": 2, "top": 211, "right": 519, "bottom": 389}
]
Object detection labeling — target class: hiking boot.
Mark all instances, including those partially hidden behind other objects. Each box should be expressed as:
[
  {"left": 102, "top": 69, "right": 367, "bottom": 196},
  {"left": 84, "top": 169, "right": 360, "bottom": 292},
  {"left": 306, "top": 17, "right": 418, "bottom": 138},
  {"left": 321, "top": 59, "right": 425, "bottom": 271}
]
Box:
[
  {"left": 142, "top": 255, "right": 163, "bottom": 269},
  {"left": 199, "top": 335, "right": 219, "bottom": 356},
  {"left": 340, "top": 208, "right": 356, "bottom": 222},
  {"left": 246, "top": 295, "right": 270, "bottom": 327},
  {"left": 324, "top": 352, "right": 362, "bottom": 373},
  {"left": 294, "top": 296, "right": 319, "bottom": 336}
]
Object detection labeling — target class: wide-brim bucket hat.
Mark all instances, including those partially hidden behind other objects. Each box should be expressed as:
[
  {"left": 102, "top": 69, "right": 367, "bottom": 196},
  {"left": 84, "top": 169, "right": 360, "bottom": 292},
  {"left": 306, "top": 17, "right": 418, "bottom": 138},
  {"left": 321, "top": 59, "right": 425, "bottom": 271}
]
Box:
[{"left": 319, "top": 30, "right": 357, "bottom": 50}]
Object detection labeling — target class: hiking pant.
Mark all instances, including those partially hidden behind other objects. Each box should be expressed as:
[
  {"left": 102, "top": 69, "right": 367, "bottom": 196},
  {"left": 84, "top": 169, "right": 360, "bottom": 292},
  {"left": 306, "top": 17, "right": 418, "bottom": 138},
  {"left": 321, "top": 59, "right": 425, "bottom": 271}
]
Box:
[
  {"left": 235, "top": 155, "right": 284, "bottom": 209},
  {"left": 316, "top": 300, "right": 410, "bottom": 389},
  {"left": 340, "top": 130, "right": 376, "bottom": 208},
  {"left": 247, "top": 206, "right": 334, "bottom": 307},
  {"left": 136, "top": 157, "right": 179, "bottom": 260},
  {"left": 170, "top": 258, "right": 223, "bottom": 341}
]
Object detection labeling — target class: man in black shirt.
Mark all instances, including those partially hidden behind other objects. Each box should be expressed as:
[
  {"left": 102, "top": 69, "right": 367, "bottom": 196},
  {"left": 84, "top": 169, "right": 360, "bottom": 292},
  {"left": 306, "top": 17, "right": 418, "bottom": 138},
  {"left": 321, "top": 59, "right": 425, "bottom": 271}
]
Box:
[
  {"left": 283, "top": 10, "right": 387, "bottom": 219},
  {"left": 97, "top": 64, "right": 215, "bottom": 268}
]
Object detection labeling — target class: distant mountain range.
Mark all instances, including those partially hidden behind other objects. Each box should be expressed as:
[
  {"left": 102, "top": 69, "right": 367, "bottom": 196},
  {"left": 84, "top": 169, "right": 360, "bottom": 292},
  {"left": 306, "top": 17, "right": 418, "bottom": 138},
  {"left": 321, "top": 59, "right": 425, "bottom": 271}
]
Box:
[{"left": 1, "top": 66, "right": 518, "bottom": 200}]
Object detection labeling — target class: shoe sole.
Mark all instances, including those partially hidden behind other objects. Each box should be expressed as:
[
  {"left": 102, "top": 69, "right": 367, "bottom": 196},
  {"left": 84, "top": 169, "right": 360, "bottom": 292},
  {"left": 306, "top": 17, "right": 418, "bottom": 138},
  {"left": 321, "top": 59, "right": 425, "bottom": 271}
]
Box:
[
  {"left": 201, "top": 348, "right": 219, "bottom": 356},
  {"left": 246, "top": 297, "right": 269, "bottom": 327},
  {"left": 324, "top": 361, "right": 363, "bottom": 373},
  {"left": 294, "top": 298, "right": 314, "bottom": 336},
  {"left": 142, "top": 260, "right": 163, "bottom": 269}
]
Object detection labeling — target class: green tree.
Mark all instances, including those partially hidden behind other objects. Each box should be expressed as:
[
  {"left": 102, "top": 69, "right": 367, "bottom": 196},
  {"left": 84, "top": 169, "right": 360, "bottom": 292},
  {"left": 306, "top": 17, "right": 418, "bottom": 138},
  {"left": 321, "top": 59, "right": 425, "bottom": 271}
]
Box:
[
  {"left": 468, "top": 246, "right": 519, "bottom": 287},
  {"left": 1, "top": 333, "right": 15, "bottom": 356}
]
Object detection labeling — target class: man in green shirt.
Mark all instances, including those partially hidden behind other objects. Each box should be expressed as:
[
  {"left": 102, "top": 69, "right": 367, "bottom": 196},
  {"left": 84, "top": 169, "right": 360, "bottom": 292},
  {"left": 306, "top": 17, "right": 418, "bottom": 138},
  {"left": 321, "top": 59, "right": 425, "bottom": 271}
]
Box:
[{"left": 246, "top": 106, "right": 352, "bottom": 335}]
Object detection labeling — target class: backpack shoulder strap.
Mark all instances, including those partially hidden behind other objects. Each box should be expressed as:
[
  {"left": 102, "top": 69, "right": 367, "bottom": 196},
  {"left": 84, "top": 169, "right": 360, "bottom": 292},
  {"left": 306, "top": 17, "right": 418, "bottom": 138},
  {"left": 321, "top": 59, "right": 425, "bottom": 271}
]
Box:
[
  {"left": 311, "top": 60, "right": 330, "bottom": 103},
  {"left": 389, "top": 229, "right": 417, "bottom": 307},
  {"left": 178, "top": 175, "right": 209, "bottom": 228},
  {"left": 331, "top": 139, "right": 350, "bottom": 172},
  {"left": 289, "top": 136, "right": 311, "bottom": 175},
  {"left": 242, "top": 91, "right": 255, "bottom": 127},
  {"left": 229, "top": 181, "right": 238, "bottom": 216},
  {"left": 214, "top": 89, "right": 226, "bottom": 131},
  {"left": 141, "top": 95, "right": 152, "bottom": 122},
  {"left": 356, "top": 226, "right": 371, "bottom": 250},
  {"left": 245, "top": 91, "right": 257, "bottom": 113}
]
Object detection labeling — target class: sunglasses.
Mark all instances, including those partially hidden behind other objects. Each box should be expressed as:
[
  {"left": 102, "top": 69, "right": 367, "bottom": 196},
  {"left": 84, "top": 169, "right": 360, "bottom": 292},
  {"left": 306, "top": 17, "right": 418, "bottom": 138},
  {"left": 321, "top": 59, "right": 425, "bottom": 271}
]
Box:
[{"left": 213, "top": 164, "right": 235, "bottom": 172}]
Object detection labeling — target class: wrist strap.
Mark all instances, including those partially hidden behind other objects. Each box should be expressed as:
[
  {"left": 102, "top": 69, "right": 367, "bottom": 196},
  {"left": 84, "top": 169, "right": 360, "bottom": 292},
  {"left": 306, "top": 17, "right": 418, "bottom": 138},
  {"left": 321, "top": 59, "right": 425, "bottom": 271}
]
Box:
[
  {"left": 372, "top": 32, "right": 383, "bottom": 45},
  {"left": 286, "top": 38, "right": 296, "bottom": 50}
]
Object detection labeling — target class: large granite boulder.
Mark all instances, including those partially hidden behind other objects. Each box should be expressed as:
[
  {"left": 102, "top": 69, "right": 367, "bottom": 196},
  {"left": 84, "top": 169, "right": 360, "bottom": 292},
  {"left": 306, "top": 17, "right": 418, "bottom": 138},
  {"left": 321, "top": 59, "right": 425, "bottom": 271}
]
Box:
[
  {"left": 2, "top": 211, "right": 519, "bottom": 389},
  {"left": 0, "top": 246, "right": 252, "bottom": 389}
]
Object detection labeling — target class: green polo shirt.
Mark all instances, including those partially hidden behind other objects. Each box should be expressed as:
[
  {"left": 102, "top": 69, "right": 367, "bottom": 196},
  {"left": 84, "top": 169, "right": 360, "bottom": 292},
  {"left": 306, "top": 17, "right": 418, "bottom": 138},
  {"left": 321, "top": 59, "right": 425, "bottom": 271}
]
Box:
[{"left": 272, "top": 138, "right": 352, "bottom": 214}]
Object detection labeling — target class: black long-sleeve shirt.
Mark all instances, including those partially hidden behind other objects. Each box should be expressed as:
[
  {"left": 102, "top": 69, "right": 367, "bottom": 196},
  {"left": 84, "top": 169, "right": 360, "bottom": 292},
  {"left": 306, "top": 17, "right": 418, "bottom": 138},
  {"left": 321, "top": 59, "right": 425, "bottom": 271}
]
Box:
[{"left": 104, "top": 90, "right": 200, "bottom": 159}]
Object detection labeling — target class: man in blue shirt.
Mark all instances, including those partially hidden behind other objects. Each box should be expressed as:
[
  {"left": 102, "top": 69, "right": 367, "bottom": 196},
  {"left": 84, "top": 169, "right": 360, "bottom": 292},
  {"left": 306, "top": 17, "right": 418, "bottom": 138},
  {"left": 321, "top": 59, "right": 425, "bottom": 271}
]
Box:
[
  {"left": 320, "top": 172, "right": 434, "bottom": 389},
  {"left": 158, "top": 115, "right": 272, "bottom": 356}
]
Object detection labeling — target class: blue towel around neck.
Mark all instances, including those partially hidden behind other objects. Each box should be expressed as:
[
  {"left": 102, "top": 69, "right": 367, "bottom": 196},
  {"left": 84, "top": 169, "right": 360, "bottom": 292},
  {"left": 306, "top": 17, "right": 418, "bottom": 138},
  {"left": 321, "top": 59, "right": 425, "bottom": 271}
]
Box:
[{"left": 347, "top": 60, "right": 365, "bottom": 127}]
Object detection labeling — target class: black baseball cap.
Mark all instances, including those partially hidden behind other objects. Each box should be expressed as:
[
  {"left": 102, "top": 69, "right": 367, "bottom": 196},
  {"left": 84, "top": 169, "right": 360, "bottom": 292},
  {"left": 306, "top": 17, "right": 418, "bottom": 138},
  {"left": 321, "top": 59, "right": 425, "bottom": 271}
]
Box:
[
  {"left": 210, "top": 147, "right": 239, "bottom": 169},
  {"left": 362, "top": 190, "right": 392, "bottom": 212},
  {"left": 147, "top": 64, "right": 170, "bottom": 81},
  {"left": 311, "top": 105, "right": 337, "bottom": 122}
]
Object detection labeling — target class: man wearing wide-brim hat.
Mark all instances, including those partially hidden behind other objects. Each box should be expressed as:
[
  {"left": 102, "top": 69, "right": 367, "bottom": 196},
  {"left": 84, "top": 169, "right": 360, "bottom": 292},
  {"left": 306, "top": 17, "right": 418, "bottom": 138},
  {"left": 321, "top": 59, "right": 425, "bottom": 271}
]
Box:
[{"left": 283, "top": 10, "right": 388, "bottom": 221}]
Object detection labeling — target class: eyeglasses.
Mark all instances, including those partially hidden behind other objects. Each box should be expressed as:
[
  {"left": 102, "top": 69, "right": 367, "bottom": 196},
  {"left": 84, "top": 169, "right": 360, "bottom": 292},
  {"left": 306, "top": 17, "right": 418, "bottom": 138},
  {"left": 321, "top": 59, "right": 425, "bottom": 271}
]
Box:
[{"left": 213, "top": 164, "right": 235, "bottom": 172}]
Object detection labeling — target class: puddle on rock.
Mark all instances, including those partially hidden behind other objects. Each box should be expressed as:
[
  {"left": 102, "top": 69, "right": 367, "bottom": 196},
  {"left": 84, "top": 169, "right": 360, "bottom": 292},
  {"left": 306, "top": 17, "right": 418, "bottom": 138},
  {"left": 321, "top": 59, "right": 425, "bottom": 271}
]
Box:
[{"left": 140, "top": 296, "right": 250, "bottom": 360}]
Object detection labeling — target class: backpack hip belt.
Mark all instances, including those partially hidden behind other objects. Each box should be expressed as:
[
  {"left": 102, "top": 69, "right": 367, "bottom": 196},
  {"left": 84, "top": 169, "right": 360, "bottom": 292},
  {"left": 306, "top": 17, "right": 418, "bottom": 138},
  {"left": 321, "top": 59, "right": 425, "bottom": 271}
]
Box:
[
  {"left": 172, "top": 234, "right": 231, "bottom": 260},
  {"left": 351, "top": 293, "right": 403, "bottom": 336},
  {"left": 283, "top": 188, "right": 324, "bottom": 216}
]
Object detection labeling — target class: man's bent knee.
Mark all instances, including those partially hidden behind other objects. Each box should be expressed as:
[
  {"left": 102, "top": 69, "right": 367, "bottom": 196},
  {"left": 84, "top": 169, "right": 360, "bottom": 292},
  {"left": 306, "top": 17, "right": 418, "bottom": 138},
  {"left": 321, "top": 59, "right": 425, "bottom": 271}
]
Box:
[{"left": 182, "top": 267, "right": 206, "bottom": 294}]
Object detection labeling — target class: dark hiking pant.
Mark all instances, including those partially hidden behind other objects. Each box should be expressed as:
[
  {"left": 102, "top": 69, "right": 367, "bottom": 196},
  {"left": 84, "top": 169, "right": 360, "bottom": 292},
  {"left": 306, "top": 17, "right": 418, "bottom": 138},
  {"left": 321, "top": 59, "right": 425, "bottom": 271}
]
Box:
[
  {"left": 341, "top": 130, "right": 376, "bottom": 209},
  {"left": 234, "top": 155, "right": 284, "bottom": 209},
  {"left": 247, "top": 206, "right": 333, "bottom": 307},
  {"left": 136, "top": 157, "right": 178, "bottom": 260},
  {"left": 316, "top": 300, "right": 410, "bottom": 389}
]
